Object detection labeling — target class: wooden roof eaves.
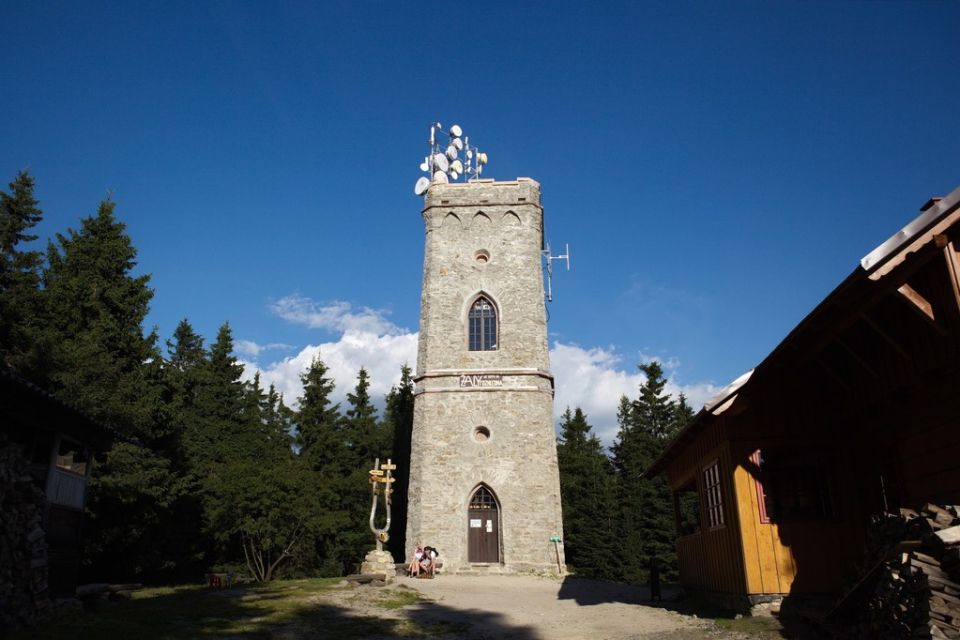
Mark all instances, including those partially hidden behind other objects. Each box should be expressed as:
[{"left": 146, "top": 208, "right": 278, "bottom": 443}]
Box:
[
  {"left": 0, "top": 368, "right": 121, "bottom": 450},
  {"left": 644, "top": 184, "right": 960, "bottom": 481}
]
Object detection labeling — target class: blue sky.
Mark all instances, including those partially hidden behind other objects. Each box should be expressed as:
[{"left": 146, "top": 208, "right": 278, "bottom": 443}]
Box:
[{"left": 3, "top": 1, "right": 958, "bottom": 442}]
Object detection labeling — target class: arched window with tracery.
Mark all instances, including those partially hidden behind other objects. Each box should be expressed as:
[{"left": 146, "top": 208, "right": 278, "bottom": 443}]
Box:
[{"left": 468, "top": 296, "right": 497, "bottom": 351}]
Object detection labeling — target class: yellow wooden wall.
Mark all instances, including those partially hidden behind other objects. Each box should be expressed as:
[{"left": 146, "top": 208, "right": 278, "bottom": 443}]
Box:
[
  {"left": 667, "top": 412, "right": 866, "bottom": 598},
  {"left": 667, "top": 417, "right": 747, "bottom": 596},
  {"left": 730, "top": 444, "right": 859, "bottom": 595}
]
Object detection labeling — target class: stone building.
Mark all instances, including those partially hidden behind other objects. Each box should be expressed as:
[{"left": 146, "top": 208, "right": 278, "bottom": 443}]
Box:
[{"left": 405, "top": 177, "right": 566, "bottom": 574}]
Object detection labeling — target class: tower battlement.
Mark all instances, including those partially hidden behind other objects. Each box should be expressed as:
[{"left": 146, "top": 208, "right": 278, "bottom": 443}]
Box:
[{"left": 423, "top": 178, "right": 541, "bottom": 210}]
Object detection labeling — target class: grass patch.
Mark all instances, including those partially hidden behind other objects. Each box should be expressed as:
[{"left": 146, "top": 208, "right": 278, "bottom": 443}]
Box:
[
  {"left": 13, "top": 578, "right": 462, "bottom": 640},
  {"left": 12, "top": 578, "right": 355, "bottom": 640},
  {"left": 713, "top": 615, "right": 785, "bottom": 637},
  {"left": 375, "top": 586, "right": 423, "bottom": 610}
]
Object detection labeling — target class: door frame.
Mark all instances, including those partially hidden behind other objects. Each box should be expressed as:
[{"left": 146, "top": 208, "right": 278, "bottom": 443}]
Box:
[{"left": 467, "top": 483, "right": 502, "bottom": 564}]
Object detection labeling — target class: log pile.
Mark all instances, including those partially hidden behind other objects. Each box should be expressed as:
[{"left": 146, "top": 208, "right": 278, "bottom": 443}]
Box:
[
  {"left": 858, "top": 504, "right": 960, "bottom": 639},
  {"left": 0, "top": 438, "right": 49, "bottom": 632}
]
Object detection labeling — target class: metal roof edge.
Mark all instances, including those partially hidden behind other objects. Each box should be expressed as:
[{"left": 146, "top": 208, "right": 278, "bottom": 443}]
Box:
[
  {"left": 861, "top": 185, "right": 960, "bottom": 273},
  {"left": 703, "top": 369, "right": 754, "bottom": 413}
]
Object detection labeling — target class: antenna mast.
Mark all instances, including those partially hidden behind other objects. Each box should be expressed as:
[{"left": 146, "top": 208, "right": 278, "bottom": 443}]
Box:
[
  {"left": 413, "top": 122, "right": 489, "bottom": 196},
  {"left": 542, "top": 242, "right": 571, "bottom": 303}
]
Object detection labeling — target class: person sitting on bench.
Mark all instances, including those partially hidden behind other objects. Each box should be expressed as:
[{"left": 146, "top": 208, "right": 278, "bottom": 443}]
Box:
[
  {"left": 420, "top": 546, "right": 439, "bottom": 578},
  {"left": 407, "top": 544, "right": 423, "bottom": 577}
]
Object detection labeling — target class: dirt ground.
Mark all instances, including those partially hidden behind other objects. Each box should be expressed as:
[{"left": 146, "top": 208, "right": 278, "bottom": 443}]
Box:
[{"left": 387, "top": 574, "right": 749, "bottom": 640}]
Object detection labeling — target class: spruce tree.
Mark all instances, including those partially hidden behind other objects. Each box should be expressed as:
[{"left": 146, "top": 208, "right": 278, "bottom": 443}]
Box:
[
  {"left": 156, "top": 319, "right": 211, "bottom": 579},
  {"left": 41, "top": 198, "right": 156, "bottom": 436},
  {"left": 294, "top": 356, "right": 348, "bottom": 574},
  {"left": 340, "top": 368, "right": 385, "bottom": 573},
  {"left": 0, "top": 170, "right": 43, "bottom": 373},
  {"left": 344, "top": 368, "right": 382, "bottom": 464},
  {"left": 385, "top": 364, "right": 414, "bottom": 559},
  {"left": 611, "top": 362, "right": 682, "bottom": 583},
  {"left": 633, "top": 362, "right": 681, "bottom": 581},
  {"left": 295, "top": 356, "right": 342, "bottom": 470},
  {"left": 205, "top": 372, "right": 320, "bottom": 581},
  {"left": 38, "top": 196, "right": 180, "bottom": 581},
  {"left": 556, "top": 407, "right": 618, "bottom": 578}
]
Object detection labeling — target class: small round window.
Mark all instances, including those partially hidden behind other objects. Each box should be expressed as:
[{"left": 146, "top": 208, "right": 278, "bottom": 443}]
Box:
[
  {"left": 473, "top": 426, "right": 491, "bottom": 443},
  {"left": 475, "top": 250, "right": 490, "bottom": 264}
]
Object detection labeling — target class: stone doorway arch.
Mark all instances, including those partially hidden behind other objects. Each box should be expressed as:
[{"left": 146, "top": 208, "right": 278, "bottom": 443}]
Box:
[{"left": 467, "top": 484, "right": 501, "bottom": 563}]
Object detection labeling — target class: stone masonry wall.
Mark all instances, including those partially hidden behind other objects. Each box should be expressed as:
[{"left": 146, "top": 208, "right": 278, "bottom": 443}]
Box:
[{"left": 405, "top": 178, "right": 566, "bottom": 574}]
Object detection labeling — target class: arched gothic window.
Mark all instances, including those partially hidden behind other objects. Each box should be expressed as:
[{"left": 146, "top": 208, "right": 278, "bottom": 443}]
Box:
[
  {"left": 468, "top": 296, "right": 497, "bottom": 351},
  {"left": 469, "top": 485, "right": 498, "bottom": 510}
]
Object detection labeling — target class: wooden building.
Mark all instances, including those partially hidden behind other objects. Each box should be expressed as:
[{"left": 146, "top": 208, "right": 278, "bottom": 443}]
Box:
[
  {"left": 1, "top": 368, "right": 116, "bottom": 599},
  {"left": 646, "top": 186, "right": 960, "bottom": 609}
]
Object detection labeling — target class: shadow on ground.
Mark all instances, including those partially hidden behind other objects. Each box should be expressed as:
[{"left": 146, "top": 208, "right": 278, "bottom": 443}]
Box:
[
  {"left": 14, "top": 582, "right": 538, "bottom": 640},
  {"left": 555, "top": 576, "right": 683, "bottom": 607},
  {"left": 556, "top": 577, "right": 830, "bottom": 639}
]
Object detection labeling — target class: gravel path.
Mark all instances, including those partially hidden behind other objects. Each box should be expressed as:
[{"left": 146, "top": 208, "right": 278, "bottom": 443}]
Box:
[{"left": 401, "top": 574, "right": 719, "bottom": 640}]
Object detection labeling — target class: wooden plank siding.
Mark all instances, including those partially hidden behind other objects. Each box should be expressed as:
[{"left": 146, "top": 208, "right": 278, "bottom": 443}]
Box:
[
  {"left": 666, "top": 416, "right": 748, "bottom": 597},
  {"left": 731, "top": 440, "right": 862, "bottom": 596},
  {"left": 890, "top": 374, "right": 960, "bottom": 506}
]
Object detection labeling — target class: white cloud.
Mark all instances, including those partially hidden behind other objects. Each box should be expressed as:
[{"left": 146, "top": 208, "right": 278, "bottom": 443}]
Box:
[
  {"left": 550, "top": 342, "right": 719, "bottom": 447},
  {"left": 241, "top": 330, "right": 419, "bottom": 411},
  {"left": 243, "top": 296, "right": 718, "bottom": 448},
  {"left": 270, "top": 294, "right": 404, "bottom": 336},
  {"left": 235, "top": 339, "right": 293, "bottom": 358}
]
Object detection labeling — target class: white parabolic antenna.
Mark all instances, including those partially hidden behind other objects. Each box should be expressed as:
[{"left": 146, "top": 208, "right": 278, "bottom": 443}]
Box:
[
  {"left": 414, "top": 176, "right": 431, "bottom": 196},
  {"left": 414, "top": 121, "right": 491, "bottom": 197}
]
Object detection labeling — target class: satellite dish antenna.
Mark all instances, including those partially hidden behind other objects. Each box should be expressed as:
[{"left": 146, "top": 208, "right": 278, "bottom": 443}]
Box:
[
  {"left": 414, "top": 176, "right": 430, "bottom": 195},
  {"left": 414, "top": 121, "right": 490, "bottom": 196}
]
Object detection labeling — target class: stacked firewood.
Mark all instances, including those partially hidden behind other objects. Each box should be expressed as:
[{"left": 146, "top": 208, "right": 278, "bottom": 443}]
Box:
[
  {"left": 0, "top": 438, "right": 49, "bottom": 632},
  {"left": 860, "top": 504, "right": 960, "bottom": 639}
]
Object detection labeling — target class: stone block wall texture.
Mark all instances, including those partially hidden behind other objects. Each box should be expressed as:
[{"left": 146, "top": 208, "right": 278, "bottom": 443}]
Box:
[{"left": 405, "top": 178, "right": 566, "bottom": 574}]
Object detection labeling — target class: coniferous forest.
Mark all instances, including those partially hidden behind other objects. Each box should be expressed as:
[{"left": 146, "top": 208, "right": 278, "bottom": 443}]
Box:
[{"left": 2, "top": 170, "right": 691, "bottom": 586}]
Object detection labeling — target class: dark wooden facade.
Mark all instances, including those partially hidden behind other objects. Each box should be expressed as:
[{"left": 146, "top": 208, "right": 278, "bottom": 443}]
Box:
[
  {"left": 1, "top": 369, "right": 115, "bottom": 597},
  {"left": 648, "top": 187, "right": 960, "bottom": 605}
]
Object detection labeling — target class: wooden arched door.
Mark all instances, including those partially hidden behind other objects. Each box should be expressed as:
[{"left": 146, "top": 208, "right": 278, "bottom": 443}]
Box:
[{"left": 468, "top": 485, "right": 500, "bottom": 563}]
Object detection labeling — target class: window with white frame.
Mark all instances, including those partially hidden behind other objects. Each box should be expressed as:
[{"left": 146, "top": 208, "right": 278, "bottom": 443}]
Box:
[{"left": 703, "top": 460, "right": 725, "bottom": 528}]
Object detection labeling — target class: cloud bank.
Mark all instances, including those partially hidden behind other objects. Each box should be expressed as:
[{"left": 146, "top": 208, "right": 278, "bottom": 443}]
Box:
[{"left": 242, "top": 297, "right": 719, "bottom": 447}]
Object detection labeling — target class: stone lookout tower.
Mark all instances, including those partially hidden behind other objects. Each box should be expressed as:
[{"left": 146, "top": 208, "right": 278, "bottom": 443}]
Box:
[{"left": 405, "top": 176, "right": 566, "bottom": 574}]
